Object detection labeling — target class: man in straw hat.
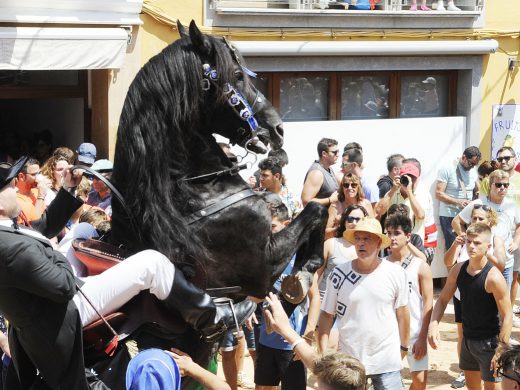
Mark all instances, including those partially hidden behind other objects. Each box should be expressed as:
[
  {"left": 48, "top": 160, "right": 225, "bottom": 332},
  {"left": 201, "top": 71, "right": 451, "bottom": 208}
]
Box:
[{"left": 318, "top": 217, "right": 410, "bottom": 390}]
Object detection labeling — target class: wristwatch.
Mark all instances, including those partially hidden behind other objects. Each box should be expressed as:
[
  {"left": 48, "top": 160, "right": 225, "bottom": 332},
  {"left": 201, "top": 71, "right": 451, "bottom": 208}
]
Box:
[{"left": 400, "top": 345, "right": 409, "bottom": 352}]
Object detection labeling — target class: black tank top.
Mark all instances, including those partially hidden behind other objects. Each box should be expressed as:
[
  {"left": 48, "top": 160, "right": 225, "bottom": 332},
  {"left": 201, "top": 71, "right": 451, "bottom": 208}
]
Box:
[
  {"left": 304, "top": 161, "right": 339, "bottom": 199},
  {"left": 457, "top": 261, "right": 500, "bottom": 340}
]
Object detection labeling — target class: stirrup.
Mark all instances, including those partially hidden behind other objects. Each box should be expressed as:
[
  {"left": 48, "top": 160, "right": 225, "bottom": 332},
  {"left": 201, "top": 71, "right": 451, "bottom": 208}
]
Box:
[{"left": 210, "top": 297, "right": 241, "bottom": 339}]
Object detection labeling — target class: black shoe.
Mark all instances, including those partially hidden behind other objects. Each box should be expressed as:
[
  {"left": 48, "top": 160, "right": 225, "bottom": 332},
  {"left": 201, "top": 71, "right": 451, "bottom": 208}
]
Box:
[
  {"left": 163, "top": 269, "right": 256, "bottom": 342},
  {"left": 201, "top": 298, "right": 256, "bottom": 342}
]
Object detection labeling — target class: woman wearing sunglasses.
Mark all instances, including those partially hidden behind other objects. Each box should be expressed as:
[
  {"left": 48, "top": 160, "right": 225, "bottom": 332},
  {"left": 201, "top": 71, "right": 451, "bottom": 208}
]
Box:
[
  {"left": 326, "top": 173, "right": 374, "bottom": 238},
  {"left": 316, "top": 204, "right": 368, "bottom": 351}
]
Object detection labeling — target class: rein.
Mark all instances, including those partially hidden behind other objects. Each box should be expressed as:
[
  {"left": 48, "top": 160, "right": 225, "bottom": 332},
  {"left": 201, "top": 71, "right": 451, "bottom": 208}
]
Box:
[{"left": 181, "top": 162, "right": 248, "bottom": 183}]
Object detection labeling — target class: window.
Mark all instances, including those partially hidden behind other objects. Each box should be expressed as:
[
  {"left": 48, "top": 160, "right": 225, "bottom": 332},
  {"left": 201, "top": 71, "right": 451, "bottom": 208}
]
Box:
[
  {"left": 399, "top": 74, "right": 449, "bottom": 118},
  {"left": 279, "top": 75, "right": 329, "bottom": 122},
  {"left": 254, "top": 70, "right": 456, "bottom": 121},
  {"left": 340, "top": 75, "right": 390, "bottom": 119}
]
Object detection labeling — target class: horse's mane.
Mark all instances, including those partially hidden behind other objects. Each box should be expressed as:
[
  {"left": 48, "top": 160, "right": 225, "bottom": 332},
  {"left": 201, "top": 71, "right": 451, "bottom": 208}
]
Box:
[{"left": 111, "top": 30, "right": 239, "bottom": 265}]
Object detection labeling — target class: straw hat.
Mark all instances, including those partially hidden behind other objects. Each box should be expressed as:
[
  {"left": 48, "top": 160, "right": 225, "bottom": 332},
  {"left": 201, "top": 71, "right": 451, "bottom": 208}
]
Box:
[{"left": 343, "top": 217, "right": 391, "bottom": 249}]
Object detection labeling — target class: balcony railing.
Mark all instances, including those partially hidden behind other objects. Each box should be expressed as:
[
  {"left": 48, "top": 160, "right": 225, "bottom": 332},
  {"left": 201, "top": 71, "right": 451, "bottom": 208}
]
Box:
[{"left": 214, "top": 0, "right": 483, "bottom": 12}]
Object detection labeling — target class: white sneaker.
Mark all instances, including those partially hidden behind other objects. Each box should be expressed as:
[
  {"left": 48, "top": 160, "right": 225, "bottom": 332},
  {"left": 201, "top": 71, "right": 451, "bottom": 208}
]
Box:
[
  {"left": 446, "top": 2, "right": 461, "bottom": 11},
  {"left": 436, "top": 1, "right": 446, "bottom": 10},
  {"left": 451, "top": 372, "right": 465, "bottom": 389},
  {"left": 237, "top": 372, "right": 255, "bottom": 389},
  {"left": 513, "top": 317, "right": 520, "bottom": 328}
]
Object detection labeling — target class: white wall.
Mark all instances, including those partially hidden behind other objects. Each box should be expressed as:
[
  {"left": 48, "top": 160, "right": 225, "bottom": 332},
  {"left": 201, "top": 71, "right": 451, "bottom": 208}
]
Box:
[{"left": 229, "top": 116, "right": 467, "bottom": 278}]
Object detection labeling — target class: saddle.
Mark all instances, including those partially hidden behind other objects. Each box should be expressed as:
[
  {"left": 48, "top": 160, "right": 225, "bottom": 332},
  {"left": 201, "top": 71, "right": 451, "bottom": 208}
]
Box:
[
  {"left": 74, "top": 239, "right": 241, "bottom": 356},
  {"left": 72, "top": 239, "right": 127, "bottom": 276}
]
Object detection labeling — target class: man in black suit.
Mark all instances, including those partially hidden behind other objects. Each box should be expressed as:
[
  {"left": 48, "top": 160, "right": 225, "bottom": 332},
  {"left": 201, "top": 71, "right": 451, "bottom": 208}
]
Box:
[{"left": 0, "top": 157, "right": 255, "bottom": 389}]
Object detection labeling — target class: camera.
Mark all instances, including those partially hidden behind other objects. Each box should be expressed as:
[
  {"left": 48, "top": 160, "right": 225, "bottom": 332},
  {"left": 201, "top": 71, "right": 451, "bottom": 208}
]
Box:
[{"left": 400, "top": 175, "right": 409, "bottom": 187}]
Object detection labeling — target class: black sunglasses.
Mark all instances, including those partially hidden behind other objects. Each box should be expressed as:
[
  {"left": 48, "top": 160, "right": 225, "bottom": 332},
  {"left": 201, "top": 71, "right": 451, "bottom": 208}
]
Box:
[
  {"left": 497, "top": 368, "right": 520, "bottom": 385},
  {"left": 497, "top": 156, "right": 513, "bottom": 163},
  {"left": 473, "top": 204, "right": 491, "bottom": 212},
  {"left": 343, "top": 182, "right": 359, "bottom": 189},
  {"left": 493, "top": 182, "right": 510, "bottom": 189},
  {"left": 346, "top": 216, "right": 362, "bottom": 223}
]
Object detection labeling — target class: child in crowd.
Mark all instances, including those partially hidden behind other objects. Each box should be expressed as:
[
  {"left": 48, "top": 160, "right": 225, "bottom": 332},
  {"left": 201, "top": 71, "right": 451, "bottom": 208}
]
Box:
[
  {"left": 385, "top": 214, "right": 433, "bottom": 390},
  {"left": 255, "top": 199, "right": 320, "bottom": 390},
  {"left": 263, "top": 293, "right": 366, "bottom": 390},
  {"left": 125, "top": 348, "right": 230, "bottom": 390}
]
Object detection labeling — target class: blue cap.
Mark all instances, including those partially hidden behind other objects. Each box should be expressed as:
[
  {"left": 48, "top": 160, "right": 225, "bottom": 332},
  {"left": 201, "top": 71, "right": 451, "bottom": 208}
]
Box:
[
  {"left": 77, "top": 143, "right": 97, "bottom": 164},
  {"left": 91, "top": 159, "right": 113, "bottom": 173},
  {"left": 126, "top": 349, "right": 181, "bottom": 390}
]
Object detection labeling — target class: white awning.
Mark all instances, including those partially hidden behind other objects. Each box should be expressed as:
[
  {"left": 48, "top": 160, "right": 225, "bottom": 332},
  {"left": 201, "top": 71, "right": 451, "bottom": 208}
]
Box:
[
  {"left": 232, "top": 39, "right": 499, "bottom": 56},
  {"left": 0, "top": 27, "right": 130, "bottom": 70},
  {"left": 0, "top": 0, "right": 143, "bottom": 25}
]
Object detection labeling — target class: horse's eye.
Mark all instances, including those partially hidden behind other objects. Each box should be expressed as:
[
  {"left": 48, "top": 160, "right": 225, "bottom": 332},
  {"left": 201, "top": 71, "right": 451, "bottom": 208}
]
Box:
[{"left": 234, "top": 71, "right": 244, "bottom": 81}]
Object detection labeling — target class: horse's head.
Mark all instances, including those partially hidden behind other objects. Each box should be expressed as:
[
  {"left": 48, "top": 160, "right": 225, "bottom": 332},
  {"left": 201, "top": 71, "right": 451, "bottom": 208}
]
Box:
[{"left": 178, "top": 21, "right": 284, "bottom": 151}]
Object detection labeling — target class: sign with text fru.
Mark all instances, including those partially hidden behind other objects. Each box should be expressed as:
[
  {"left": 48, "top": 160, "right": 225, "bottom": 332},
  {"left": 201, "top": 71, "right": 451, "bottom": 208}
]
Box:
[{"left": 492, "top": 104, "right": 520, "bottom": 159}]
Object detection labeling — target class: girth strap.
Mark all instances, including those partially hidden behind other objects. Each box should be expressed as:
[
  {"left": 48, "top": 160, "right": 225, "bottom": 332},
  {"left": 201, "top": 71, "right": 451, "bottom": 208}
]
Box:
[{"left": 186, "top": 189, "right": 257, "bottom": 225}]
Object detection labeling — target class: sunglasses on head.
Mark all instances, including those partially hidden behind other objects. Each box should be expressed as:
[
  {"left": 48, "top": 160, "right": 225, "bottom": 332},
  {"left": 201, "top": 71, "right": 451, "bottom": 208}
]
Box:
[
  {"left": 343, "top": 182, "right": 358, "bottom": 189},
  {"left": 493, "top": 182, "right": 510, "bottom": 188},
  {"left": 497, "top": 156, "right": 513, "bottom": 163},
  {"left": 473, "top": 204, "right": 491, "bottom": 212},
  {"left": 346, "top": 216, "right": 362, "bottom": 223}
]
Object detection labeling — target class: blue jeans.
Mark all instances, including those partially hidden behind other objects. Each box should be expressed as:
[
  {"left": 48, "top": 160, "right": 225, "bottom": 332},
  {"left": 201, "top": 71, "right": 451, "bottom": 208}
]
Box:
[
  {"left": 368, "top": 370, "right": 403, "bottom": 390},
  {"left": 439, "top": 216, "right": 456, "bottom": 250},
  {"left": 503, "top": 266, "right": 513, "bottom": 291}
]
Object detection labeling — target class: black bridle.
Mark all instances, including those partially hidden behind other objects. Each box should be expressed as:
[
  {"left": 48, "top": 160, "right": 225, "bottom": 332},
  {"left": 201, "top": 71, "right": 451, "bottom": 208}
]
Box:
[
  {"left": 181, "top": 41, "right": 264, "bottom": 184},
  {"left": 200, "top": 63, "right": 262, "bottom": 144}
]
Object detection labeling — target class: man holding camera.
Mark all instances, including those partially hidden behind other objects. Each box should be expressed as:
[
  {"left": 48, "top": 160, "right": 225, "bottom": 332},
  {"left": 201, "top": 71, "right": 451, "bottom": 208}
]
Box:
[{"left": 376, "top": 162, "right": 429, "bottom": 240}]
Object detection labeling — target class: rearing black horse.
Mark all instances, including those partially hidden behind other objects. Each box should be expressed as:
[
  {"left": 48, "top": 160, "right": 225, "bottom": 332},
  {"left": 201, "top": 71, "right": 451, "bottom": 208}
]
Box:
[{"left": 110, "top": 21, "right": 328, "bottom": 305}]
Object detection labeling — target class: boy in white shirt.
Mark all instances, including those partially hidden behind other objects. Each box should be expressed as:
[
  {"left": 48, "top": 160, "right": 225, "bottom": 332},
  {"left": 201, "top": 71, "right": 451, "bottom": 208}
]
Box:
[{"left": 385, "top": 214, "right": 433, "bottom": 390}]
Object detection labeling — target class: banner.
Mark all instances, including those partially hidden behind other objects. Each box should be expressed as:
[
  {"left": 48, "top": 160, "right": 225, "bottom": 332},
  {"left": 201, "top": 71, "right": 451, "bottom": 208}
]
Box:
[{"left": 492, "top": 104, "right": 520, "bottom": 159}]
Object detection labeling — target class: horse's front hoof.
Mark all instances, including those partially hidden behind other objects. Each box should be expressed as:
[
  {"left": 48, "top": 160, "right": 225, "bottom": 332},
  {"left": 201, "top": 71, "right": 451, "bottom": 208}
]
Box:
[{"left": 280, "top": 271, "right": 311, "bottom": 304}]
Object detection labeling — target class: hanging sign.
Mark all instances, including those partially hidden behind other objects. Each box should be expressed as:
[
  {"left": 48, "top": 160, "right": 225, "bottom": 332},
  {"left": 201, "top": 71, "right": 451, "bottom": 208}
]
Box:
[{"left": 492, "top": 104, "right": 520, "bottom": 159}]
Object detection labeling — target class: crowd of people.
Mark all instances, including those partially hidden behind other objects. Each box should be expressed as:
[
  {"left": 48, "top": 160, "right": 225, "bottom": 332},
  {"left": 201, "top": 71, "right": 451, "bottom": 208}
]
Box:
[
  {"left": 242, "top": 138, "right": 520, "bottom": 390},
  {"left": 0, "top": 134, "right": 519, "bottom": 390}
]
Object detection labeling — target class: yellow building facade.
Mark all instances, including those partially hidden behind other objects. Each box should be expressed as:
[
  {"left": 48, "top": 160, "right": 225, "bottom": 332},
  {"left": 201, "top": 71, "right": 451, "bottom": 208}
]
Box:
[{"left": 121, "top": 0, "right": 519, "bottom": 161}]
